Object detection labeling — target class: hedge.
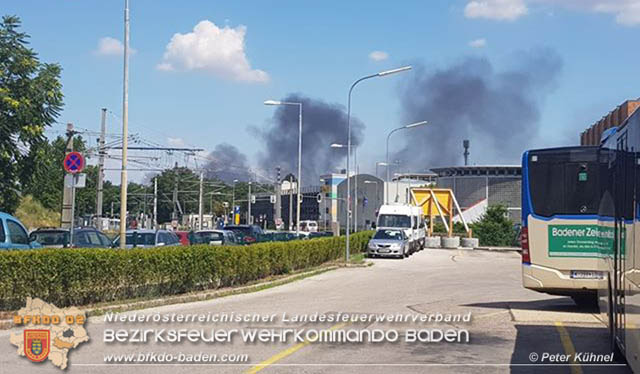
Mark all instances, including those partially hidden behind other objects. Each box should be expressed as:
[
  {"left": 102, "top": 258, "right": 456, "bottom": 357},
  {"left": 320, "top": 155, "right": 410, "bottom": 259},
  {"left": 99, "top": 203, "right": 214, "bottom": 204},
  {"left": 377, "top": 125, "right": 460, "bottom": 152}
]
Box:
[{"left": 0, "top": 231, "right": 372, "bottom": 310}]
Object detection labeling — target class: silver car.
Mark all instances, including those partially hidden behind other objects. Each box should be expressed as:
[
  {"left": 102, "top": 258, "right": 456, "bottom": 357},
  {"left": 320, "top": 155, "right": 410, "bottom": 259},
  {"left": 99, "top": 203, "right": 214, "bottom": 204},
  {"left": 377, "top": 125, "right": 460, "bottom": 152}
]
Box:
[{"left": 367, "top": 229, "right": 410, "bottom": 259}]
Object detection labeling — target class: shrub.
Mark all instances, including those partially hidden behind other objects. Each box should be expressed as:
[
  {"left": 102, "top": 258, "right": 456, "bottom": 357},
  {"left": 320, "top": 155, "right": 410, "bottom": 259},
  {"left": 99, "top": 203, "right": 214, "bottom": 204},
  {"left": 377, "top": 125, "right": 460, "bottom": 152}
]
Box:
[
  {"left": 431, "top": 221, "right": 468, "bottom": 235},
  {"left": 470, "top": 205, "right": 516, "bottom": 246},
  {"left": 0, "top": 231, "right": 373, "bottom": 310}
]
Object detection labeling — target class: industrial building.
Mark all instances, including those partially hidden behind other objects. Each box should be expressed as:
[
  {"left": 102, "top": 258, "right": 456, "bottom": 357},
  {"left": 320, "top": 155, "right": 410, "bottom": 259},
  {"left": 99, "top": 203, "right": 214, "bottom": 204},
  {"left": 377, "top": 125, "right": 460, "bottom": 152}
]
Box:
[
  {"left": 334, "top": 175, "right": 384, "bottom": 231},
  {"left": 247, "top": 163, "right": 521, "bottom": 231},
  {"left": 432, "top": 165, "right": 521, "bottom": 223},
  {"left": 580, "top": 99, "right": 640, "bottom": 145}
]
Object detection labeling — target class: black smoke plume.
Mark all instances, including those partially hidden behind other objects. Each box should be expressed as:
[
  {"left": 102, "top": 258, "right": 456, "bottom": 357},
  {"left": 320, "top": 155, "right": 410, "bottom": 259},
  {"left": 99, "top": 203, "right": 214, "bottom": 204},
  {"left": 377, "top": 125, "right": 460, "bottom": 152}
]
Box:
[
  {"left": 204, "top": 143, "right": 252, "bottom": 183},
  {"left": 258, "top": 94, "right": 365, "bottom": 184},
  {"left": 396, "top": 48, "right": 562, "bottom": 170}
]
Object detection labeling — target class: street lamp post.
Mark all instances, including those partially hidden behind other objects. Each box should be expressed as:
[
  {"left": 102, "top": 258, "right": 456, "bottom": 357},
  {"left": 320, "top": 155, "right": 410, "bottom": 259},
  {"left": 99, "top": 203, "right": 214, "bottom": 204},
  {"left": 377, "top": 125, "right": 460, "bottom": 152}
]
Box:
[
  {"left": 344, "top": 66, "right": 411, "bottom": 262},
  {"left": 385, "top": 121, "right": 429, "bottom": 204},
  {"left": 354, "top": 147, "right": 358, "bottom": 232},
  {"left": 265, "top": 100, "right": 303, "bottom": 236}
]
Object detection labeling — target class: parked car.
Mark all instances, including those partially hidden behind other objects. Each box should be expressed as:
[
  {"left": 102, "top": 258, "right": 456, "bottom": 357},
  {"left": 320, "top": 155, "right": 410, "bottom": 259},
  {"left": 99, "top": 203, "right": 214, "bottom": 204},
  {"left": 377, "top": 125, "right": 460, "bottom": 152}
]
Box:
[
  {"left": 192, "top": 230, "right": 238, "bottom": 246},
  {"left": 111, "top": 229, "right": 181, "bottom": 248},
  {"left": 367, "top": 229, "right": 410, "bottom": 259},
  {"left": 29, "top": 227, "right": 112, "bottom": 248},
  {"left": 271, "top": 231, "right": 298, "bottom": 242},
  {"left": 223, "top": 224, "right": 264, "bottom": 244},
  {"left": 308, "top": 231, "right": 333, "bottom": 239},
  {"left": 296, "top": 231, "right": 311, "bottom": 240},
  {"left": 377, "top": 204, "right": 424, "bottom": 253},
  {"left": 0, "top": 212, "right": 41, "bottom": 250}
]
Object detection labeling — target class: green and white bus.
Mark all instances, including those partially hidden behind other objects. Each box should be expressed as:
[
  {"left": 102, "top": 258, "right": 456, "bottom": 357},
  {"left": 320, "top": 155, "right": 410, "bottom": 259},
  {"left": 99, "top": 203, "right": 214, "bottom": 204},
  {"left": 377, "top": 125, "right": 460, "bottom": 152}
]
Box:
[{"left": 521, "top": 146, "right": 608, "bottom": 306}]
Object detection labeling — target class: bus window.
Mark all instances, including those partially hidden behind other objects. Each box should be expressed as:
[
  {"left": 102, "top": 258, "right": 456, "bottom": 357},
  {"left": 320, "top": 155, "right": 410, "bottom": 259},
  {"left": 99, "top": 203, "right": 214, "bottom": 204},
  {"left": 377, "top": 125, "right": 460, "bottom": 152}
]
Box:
[{"left": 528, "top": 148, "right": 603, "bottom": 216}]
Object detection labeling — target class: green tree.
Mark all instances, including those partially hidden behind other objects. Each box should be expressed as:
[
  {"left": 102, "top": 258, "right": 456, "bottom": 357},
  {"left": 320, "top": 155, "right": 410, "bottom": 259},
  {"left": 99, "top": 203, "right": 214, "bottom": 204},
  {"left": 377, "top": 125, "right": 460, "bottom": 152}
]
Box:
[
  {"left": 471, "top": 205, "right": 516, "bottom": 246},
  {"left": 0, "top": 16, "right": 63, "bottom": 213},
  {"left": 154, "top": 167, "right": 199, "bottom": 223},
  {"left": 22, "top": 135, "right": 86, "bottom": 212}
]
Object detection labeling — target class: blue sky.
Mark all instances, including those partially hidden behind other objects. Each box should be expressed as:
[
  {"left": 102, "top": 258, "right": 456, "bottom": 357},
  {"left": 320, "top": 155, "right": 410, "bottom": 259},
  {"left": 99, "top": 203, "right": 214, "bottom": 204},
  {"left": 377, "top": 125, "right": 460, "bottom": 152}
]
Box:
[{"left": 7, "top": 0, "right": 640, "bottom": 183}]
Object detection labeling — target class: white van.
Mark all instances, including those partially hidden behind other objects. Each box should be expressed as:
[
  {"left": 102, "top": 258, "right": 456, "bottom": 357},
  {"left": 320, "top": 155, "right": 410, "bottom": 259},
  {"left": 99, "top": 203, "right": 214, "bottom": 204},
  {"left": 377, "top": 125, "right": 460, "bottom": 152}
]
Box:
[
  {"left": 376, "top": 204, "right": 422, "bottom": 252},
  {"left": 412, "top": 206, "right": 426, "bottom": 250},
  {"left": 299, "top": 220, "right": 318, "bottom": 232}
]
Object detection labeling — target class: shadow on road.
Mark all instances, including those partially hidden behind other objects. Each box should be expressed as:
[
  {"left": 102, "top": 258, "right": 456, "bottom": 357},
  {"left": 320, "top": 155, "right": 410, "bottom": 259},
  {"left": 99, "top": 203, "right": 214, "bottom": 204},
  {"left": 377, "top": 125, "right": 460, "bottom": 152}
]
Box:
[
  {"left": 510, "top": 324, "right": 630, "bottom": 374},
  {"left": 464, "top": 297, "right": 598, "bottom": 314}
]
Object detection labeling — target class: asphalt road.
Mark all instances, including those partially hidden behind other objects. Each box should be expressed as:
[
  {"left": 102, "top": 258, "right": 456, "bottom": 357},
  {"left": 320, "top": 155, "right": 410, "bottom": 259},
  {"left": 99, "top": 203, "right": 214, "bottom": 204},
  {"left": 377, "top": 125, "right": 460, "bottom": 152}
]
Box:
[{"left": 1, "top": 247, "right": 632, "bottom": 374}]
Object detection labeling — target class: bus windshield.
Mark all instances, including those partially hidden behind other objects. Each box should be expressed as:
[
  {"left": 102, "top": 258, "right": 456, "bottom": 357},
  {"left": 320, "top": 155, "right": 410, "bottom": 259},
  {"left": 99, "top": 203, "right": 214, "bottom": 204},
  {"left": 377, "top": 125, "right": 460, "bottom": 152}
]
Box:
[
  {"left": 527, "top": 147, "right": 605, "bottom": 217},
  {"left": 377, "top": 214, "right": 411, "bottom": 228}
]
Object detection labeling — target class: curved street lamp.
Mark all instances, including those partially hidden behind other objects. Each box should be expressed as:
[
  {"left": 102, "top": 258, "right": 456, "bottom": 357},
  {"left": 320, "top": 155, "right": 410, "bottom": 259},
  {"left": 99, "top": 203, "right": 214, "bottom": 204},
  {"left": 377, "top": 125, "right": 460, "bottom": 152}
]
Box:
[{"left": 344, "top": 66, "right": 412, "bottom": 262}]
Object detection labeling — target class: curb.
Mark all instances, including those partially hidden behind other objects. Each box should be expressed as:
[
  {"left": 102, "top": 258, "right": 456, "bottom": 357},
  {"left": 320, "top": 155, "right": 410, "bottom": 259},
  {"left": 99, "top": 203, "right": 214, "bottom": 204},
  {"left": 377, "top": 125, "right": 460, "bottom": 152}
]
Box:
[{"left": 475, "top": 246, "right": 521, "bottom": 252}]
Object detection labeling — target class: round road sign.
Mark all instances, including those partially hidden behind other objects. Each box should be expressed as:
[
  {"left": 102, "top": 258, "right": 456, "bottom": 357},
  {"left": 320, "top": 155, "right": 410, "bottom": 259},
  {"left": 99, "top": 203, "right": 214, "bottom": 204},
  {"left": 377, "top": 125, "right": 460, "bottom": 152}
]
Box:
[{"left": 63, "top": 152, "right": 85, "bottom": 174}]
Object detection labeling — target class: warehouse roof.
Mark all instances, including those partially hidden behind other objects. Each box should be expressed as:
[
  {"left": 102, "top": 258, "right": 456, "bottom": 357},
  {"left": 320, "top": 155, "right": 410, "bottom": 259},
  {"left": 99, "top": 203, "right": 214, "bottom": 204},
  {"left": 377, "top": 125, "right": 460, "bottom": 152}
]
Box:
[{"left": 430, "top": 165, "right": 521, "bottom": 177}]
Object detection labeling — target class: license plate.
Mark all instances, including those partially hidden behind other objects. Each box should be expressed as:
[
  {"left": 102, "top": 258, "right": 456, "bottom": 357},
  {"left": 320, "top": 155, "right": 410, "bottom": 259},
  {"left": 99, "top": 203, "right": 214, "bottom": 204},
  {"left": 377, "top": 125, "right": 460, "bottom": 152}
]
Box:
[
  {"left": 378, "top": 249, "right": 390, "bottom": 253},
  {"left": 570, "top": 271, "right": 603, "bottom": 280}
]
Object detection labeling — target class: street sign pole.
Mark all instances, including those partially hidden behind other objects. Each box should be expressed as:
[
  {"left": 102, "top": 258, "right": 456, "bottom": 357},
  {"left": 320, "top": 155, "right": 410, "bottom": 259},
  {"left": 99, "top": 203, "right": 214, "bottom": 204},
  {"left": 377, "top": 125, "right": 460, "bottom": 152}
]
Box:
[
  {"left": 69, "top": 181, "right": 76, "bottom": 247},
  {"left": 63, "top": 151, "right": 86, "bottom": 248}
]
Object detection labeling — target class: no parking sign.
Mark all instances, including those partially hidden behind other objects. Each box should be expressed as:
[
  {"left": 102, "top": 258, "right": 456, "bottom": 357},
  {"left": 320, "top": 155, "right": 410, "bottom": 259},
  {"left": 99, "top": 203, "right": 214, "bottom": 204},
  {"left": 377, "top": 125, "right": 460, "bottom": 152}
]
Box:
[{"left": 63, "top": 152, "right": 85, "bottom": 174}]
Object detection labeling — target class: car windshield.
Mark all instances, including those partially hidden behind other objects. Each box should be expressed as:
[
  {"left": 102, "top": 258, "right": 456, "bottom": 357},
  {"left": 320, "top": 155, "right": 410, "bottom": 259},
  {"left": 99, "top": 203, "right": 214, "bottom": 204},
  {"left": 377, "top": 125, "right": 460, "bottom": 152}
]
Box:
[
  {"left": 377, "top": 214, "right": 411, "bottom": 228},
  {"left": 373, "top": 230, "right": 405, "bottom": 240},
  {"left": 31, "top": 231, "right": 68, "bottom": 246}
]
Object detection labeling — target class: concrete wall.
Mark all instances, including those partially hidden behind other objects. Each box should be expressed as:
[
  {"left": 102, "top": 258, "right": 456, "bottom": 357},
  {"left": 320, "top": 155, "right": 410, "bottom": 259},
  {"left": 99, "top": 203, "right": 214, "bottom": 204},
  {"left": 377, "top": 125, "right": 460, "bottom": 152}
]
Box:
[{"left": 436, "top": 175, "right": 521, "bottom": 223}]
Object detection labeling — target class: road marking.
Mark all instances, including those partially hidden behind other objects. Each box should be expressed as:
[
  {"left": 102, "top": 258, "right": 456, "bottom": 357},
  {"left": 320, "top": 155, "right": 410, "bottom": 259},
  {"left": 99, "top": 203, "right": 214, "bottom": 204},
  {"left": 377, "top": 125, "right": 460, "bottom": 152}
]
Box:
[
  {"left": 554, "top": 321, "right": 583, "bottom": 374},
  {"left": 246, "top": 322, "right": 349, "bottom": 374}
]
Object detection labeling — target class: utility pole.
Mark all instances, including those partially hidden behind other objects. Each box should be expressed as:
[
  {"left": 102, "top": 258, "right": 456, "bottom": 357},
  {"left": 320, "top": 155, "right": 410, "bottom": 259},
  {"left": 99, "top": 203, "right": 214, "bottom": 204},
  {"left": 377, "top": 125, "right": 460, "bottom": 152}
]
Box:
[
  {"left": 153, "top": 177, "right": 158, "bottom": 230},
  {"left": 289, "top": 175, "right": 293, "bottom": 231},
  {"left": 60, "top": 123, "right": 75, "bottom": 229},
  {"left": 248, "top": 181, "right": 252, "bottom": 225},
  {"left": 354, "top": 148, "right": 358, "bottom": 233},
  {"left": 119, "top": 0, "right": 130, "bottom": 248},
  {"left": 296, "top": 104, "right": 302, "bottom": 237},
  {"left": 198, "top": 171, "right": 204, "bottom": 230},
  {"left": 274, "top": 166, "right": 281, "bottom": 228},
  {"left": 96, "top": 108, "right": 107, "bottom": 230},
  {"left": 172, "top": 163, "right": 178, "bottom": 225}
]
